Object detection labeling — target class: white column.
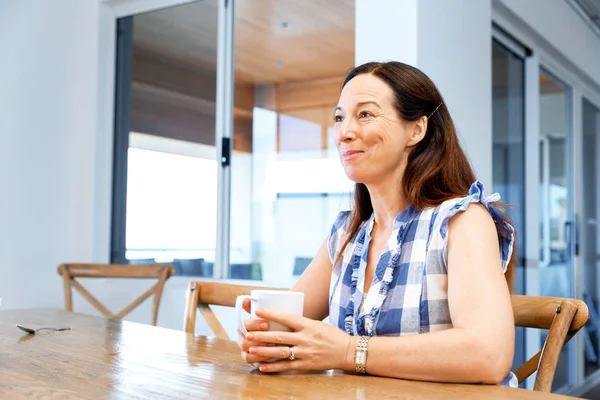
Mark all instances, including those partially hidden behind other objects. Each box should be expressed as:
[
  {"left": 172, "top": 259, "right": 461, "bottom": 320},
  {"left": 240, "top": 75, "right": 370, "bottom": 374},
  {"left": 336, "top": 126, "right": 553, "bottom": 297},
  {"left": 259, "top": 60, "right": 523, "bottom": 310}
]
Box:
[{"left": 355, "top": 0, "right": 493, "bottom": 186}]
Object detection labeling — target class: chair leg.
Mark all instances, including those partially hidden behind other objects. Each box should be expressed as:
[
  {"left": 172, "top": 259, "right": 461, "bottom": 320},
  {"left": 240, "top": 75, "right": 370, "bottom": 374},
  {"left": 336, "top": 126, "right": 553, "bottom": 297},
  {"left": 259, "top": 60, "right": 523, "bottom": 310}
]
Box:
[{"left": 60, "top": 265, "right": 73, "bottom": 312}]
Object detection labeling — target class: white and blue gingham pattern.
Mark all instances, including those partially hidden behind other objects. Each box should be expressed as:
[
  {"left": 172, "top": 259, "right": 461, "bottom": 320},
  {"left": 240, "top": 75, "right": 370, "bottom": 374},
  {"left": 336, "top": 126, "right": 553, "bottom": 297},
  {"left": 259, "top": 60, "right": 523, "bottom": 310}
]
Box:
[{"left": 327, "top": 181, "right": 517, "bottom": 387}]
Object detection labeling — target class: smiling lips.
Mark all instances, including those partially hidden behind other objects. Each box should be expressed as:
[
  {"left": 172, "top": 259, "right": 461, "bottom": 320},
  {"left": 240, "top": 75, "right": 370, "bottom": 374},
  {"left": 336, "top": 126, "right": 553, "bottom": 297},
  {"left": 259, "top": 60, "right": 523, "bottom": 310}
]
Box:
[{"left": 342, "top": 150, "right": 364, "bottom": 161}]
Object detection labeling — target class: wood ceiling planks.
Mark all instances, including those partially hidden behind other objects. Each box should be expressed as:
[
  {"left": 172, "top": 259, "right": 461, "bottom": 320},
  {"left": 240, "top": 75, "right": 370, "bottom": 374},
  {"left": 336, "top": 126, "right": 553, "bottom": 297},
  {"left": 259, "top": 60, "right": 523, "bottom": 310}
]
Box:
[{"left": 133, "top": 0, "right": 354, "bottom": 84}]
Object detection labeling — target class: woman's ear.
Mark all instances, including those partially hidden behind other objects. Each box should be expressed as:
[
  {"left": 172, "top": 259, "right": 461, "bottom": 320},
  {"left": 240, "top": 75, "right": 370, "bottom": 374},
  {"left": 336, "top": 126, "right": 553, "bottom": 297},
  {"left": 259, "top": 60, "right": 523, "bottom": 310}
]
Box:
[{"left": 407, "top": 115, "right": 428, "bottom": 147}]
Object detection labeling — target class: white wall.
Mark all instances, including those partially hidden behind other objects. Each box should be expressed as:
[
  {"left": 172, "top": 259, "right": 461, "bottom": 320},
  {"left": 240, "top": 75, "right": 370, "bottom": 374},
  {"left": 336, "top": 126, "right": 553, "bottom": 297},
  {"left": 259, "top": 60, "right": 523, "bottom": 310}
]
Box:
[
  {"left": 355, "top": 0, "right": 493, "bottom": 187},
  {"left": 0, "top": 1, "right": 104, "bottom": 309}
]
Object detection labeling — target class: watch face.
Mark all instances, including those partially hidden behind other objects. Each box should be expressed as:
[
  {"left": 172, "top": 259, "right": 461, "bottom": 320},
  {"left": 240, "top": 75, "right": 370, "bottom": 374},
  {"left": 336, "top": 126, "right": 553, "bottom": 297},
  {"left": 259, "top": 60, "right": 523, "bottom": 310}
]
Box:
[{"left": 356, "top": 351, "right": 366, "bottom": 364}]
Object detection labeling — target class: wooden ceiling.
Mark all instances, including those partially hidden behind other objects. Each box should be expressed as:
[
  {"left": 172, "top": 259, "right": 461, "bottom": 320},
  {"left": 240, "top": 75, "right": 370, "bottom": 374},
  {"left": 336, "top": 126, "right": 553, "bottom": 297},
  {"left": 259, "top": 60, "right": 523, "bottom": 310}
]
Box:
[{"left": 133, "top": 0, "right": 355, "bottom": 85}]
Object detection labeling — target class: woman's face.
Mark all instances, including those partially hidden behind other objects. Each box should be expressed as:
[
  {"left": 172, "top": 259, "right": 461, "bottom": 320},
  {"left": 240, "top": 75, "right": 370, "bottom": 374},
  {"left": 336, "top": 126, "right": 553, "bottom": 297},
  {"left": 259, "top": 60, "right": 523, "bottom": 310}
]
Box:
[{"left": 333, "top": 74, "right": 424, "bottom": 185}]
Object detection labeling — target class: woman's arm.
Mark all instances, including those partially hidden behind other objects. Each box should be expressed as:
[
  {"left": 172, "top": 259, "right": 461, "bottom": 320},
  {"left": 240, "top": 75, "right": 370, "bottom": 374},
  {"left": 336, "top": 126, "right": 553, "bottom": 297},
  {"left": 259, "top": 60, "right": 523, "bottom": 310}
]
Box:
[
  {"left": 291, "top": 236, "right": 332, "bottom": 321},
  {"left": 341, "top": 204, "right": 515, "bottom": 383}
]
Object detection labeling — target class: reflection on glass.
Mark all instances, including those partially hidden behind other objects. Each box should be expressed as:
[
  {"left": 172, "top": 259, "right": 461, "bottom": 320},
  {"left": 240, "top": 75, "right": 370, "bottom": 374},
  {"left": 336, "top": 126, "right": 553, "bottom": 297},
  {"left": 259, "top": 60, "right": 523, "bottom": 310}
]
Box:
[
  {"left": 539, "top": 69, "right": 572, "bottom": 391},
  {"left": 583, "top": 98, "right": 600, "bottom": 377},
  {"left": 230, "top": 0, "right": 355, "bottom": 283},
  {"left": 124, "top": 1, "right": 219, "bottom": 276},
  {"left": 491, "top": 40, "right": 526, "bottom": 374}
]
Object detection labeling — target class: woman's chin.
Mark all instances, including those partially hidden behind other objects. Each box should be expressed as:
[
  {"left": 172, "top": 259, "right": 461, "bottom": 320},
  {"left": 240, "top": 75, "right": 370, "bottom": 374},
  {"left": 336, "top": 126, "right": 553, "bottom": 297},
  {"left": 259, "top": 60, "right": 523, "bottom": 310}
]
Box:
[{"left": 344, "top": 170, "right": 368, "bottom": 184}]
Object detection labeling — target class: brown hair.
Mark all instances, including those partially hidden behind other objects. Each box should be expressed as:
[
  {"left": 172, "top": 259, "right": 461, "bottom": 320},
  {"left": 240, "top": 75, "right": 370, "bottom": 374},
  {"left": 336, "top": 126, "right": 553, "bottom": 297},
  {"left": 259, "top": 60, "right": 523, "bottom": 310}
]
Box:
[{"left": 335, "top": 61, "right": 515, "bottom": 292}]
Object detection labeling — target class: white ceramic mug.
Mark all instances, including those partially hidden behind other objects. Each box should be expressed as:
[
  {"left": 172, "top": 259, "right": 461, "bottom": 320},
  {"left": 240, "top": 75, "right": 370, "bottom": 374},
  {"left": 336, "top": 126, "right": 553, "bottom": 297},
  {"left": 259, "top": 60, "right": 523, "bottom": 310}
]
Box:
[{"left": 235, "top": 290, "right": 304, "bottom": 335}]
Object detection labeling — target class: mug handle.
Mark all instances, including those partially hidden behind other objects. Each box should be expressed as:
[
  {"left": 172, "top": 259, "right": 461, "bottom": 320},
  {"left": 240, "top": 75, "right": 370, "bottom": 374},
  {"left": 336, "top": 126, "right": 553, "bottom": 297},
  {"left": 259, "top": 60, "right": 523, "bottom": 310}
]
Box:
[{"left": 235, "top": 295, "right": 255, "bottom": 335}]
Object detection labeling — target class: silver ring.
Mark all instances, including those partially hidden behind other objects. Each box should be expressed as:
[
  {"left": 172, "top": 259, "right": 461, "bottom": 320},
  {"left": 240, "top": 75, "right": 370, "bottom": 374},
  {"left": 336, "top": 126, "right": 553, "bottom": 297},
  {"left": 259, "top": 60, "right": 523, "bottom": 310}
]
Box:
[{"left": 288, "top": 346, "right": 295, "bottom": 361}]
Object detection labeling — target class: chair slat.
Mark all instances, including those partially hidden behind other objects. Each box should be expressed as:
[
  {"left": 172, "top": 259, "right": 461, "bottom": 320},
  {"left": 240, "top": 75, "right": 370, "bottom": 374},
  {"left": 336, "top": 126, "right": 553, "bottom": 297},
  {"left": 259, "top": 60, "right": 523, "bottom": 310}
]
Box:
[
  {"left": 71, "top": 279, "right": 114, "bottom": 318},
  {"left": 114, "top": 281, "right": 160, "bottom": 320},
  {"left": 58, "top": 264, "right": 173, "bottom": 279},
  {"left": 512, "top": 295, "right": 588, "bottom": 331},
  {"left": 199, "top": 304, "right": 230, "bottom": 339},
  {"left": 197, "top": 282, "right": 286, "bottom": 307}
]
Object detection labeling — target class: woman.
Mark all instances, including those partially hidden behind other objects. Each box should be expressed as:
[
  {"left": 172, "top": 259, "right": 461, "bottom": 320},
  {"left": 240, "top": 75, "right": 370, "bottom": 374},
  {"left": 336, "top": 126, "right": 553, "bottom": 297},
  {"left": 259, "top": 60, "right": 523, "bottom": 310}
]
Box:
[{"left": 237, "top": 61, "right": 517, "bottom": 386}]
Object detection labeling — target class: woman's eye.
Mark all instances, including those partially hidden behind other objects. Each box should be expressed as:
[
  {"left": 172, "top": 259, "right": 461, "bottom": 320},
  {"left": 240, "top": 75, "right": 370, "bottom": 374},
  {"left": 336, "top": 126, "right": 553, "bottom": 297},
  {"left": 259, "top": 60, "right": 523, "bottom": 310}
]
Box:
[
  {"left": 334, "top": 115, "right": 343, "bottom": 123},
  {"left": 359, "top": 111, "right": 373, "bottom": 118}
]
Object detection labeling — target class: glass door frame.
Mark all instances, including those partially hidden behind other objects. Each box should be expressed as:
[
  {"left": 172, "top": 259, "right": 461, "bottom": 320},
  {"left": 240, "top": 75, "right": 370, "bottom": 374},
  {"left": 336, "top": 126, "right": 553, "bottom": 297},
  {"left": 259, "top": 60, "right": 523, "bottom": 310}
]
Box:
[
  {"left": 102, "top": 0, "right": 236, "bottom": 277},
  {"left": 214, "top": 0, "right": 235, "bottom": 279}
]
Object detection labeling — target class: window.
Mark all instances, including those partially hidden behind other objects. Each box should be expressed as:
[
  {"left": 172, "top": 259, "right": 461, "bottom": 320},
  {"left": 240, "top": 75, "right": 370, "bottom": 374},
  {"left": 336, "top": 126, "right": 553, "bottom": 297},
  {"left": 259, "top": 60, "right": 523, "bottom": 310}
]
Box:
[{"left": 111, "top": 1, "right": 220, "bottom": 276}]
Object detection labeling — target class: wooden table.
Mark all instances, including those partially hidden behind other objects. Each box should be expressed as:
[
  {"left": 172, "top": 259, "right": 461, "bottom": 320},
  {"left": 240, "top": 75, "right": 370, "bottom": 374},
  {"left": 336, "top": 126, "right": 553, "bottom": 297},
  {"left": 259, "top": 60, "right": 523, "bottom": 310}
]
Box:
[{"left": 0, "top": 309, "right": 576, "bottom": 399}]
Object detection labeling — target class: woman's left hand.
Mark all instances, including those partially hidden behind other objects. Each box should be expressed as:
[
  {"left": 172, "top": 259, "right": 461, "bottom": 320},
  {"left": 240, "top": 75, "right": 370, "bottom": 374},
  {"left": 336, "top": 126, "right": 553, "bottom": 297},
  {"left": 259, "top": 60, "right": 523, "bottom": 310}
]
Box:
[{"left": 245, "top": 307, "right": 354, "bottom": 373}]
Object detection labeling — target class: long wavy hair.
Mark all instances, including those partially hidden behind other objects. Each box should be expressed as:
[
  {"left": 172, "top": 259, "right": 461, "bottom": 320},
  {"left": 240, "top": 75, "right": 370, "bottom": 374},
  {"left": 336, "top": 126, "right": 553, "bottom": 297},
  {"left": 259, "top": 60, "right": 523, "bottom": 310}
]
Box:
[{"left": 335, "top": 61, "right": 515, "bottom": 292}]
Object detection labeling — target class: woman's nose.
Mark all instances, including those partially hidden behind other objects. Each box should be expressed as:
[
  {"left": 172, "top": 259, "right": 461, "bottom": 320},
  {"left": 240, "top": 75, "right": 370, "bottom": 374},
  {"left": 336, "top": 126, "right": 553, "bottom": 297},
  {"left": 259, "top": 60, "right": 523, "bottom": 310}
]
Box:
[{"left": 336, "top": 119, "right": 357, "bottom": 143}]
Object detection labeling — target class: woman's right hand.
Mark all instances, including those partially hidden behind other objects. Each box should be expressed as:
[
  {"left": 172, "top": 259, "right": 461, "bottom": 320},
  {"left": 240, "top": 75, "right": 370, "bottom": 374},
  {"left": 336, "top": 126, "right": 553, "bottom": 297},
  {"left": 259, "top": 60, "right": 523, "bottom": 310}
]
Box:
[{"left": 237, "top": 298, "right": 273, "bottom": 365}]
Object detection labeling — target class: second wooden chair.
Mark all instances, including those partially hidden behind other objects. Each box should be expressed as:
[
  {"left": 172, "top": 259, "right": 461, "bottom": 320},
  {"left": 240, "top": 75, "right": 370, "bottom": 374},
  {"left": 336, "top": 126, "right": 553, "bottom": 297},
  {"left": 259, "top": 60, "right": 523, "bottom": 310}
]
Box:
[{"left": 58, "top": 263, "right": 174, "bottom": 326}]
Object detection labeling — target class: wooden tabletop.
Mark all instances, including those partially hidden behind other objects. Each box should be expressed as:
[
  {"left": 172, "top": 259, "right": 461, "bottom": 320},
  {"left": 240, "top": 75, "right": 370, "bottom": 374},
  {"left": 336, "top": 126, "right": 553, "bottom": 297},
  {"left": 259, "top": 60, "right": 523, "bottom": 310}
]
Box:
[{"left": 0, "top": 309, "right": 577, "bottom": 399}]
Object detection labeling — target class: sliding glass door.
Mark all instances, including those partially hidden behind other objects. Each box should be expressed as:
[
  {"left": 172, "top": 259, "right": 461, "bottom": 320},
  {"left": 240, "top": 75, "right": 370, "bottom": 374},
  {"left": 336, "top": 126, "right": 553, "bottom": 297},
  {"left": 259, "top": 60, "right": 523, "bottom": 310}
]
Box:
[{"left": 112, "top": 0, "right": 224, "bottom": 277}]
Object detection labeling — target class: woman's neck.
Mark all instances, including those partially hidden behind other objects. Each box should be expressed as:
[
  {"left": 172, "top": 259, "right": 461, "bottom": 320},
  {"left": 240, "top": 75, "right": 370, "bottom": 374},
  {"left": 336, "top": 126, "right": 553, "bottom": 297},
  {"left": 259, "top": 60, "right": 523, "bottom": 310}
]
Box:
[{"left": 366, "top": 179, "right": 409, "bottom": 232}]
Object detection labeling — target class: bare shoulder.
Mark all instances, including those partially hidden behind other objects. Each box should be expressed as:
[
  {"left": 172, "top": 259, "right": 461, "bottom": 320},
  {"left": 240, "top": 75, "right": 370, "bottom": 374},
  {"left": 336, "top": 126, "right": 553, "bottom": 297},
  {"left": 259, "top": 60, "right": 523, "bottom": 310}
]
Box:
[{"left": 447, "top": 202, "right": 496, "bottom": 235}]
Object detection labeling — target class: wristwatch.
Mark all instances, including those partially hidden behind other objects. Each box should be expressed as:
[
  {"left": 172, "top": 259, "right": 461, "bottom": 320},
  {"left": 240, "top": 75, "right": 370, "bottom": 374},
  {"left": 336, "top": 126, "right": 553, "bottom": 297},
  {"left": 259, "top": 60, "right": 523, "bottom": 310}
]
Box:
[{"left": 355, "top": 336, "right": 370, "bottom": 374}]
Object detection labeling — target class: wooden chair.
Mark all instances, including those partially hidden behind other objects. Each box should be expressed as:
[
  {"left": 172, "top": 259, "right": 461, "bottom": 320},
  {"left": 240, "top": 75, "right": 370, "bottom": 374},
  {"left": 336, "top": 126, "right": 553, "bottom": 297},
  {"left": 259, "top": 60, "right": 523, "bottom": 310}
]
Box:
[
  {"left": 57, "top": 263, "right": 175, "bottom": 326},
  {"left": 184, "top": 281, "right": 287, "bottom": 338},
  {"left": 512, "top": 294, "right": 589, "bottom": 392}
]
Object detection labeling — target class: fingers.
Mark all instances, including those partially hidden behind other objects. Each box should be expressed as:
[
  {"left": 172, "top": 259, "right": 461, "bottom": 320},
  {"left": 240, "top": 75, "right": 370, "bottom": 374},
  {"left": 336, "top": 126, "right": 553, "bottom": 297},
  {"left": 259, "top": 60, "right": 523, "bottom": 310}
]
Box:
[
  {"left": 237, "top": 332, "right": 266, "bottom": 352},
  {"left": 254, "top": 308, "right": 304, "bottom": 331},
  {"left": 243, "top": 298, "right": 251, "bottom": 314},
  {"left": 246, "top": 330, "right": 300, "bottom": 346},
  {"left": 258, "top": 360, "right": 304, "bottom": 373},
  {"left": 248, "top": 344, "right": 296, "bottom": 360},
  {"left": 243, "top": 318, "right": 269, "bottom": 332},
  {"left": 240, "top": 350, "right": 274, "bottom": 364}
]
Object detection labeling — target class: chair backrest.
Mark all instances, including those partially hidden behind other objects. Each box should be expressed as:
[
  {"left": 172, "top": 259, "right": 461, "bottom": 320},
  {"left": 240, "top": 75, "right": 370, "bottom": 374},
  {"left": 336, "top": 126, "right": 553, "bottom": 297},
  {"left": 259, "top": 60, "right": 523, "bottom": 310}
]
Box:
[
  {"left": 184, "top": 281, "right": 287, "bottom": 338},
  {"left": 57, "top": 263, "right": 174, "bottom": 326},
  {"left": 512, "top": 294, "right": 589, "bottom": 392}
]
